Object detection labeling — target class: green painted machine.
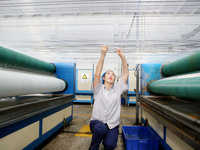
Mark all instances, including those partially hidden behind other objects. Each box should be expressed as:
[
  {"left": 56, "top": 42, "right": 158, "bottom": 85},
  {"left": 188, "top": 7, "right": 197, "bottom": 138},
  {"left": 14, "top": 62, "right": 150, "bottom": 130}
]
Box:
[
  {"left": 162, "top": 51, "right": 200, "bottom": 77},
  {"left": 0, "top": 46, "right": 56, "bottom": 74},
  {"left": 148, "top": 51, "right": 200, "bottom": 101},
  {"left": 139, "top": 52, "right": 200, "bottom": 149}
]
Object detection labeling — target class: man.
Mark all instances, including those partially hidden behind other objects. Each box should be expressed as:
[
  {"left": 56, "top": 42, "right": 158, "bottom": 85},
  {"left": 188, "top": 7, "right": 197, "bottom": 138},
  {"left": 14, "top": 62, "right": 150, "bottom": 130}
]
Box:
[{"left": 89, "top": 45, "right": 129, "bottom": 150}]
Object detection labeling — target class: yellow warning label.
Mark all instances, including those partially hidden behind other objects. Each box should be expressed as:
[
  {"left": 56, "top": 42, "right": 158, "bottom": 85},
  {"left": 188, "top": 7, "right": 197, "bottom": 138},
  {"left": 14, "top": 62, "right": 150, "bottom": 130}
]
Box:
[{"left": 82, "top": 74, "right": 88, "bottom": 79}]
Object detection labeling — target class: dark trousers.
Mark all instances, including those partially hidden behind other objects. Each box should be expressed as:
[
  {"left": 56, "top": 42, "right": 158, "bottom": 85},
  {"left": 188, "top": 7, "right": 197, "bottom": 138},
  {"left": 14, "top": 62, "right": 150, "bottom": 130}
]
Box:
[{"left": 89, "top": 120, "right": 119, "bottom": 150}]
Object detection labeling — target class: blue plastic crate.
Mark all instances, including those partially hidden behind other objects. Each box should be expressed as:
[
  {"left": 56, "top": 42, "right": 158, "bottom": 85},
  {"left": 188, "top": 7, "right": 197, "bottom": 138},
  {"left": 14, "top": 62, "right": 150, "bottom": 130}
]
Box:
[{"left": 122, "top": 126, "right": 159, "bottom": 150}]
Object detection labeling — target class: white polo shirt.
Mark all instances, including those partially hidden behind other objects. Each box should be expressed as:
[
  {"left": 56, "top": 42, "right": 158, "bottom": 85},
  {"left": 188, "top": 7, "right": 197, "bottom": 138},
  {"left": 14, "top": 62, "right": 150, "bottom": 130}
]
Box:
[{"left": 91, "top": 77, "right": 128, "bottom": 129}]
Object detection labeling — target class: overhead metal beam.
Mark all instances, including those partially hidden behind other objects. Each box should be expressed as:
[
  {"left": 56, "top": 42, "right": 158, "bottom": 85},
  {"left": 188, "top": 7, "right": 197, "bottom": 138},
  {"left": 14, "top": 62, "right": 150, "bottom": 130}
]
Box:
[{"left": 173, "top": 0, "right": 186, "bottom": 15}]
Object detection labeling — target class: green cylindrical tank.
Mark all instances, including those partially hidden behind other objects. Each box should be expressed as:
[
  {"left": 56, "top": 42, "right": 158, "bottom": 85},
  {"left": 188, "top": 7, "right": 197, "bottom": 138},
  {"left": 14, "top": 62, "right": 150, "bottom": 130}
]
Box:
[
  {"left": 0, "top": 46, "right": 55, "bottom": 74},
  {"left": 148, "top": 75, "right": 200, "bottom": 101},
  {"left": 162, "top": 51, "right": 200, "bottom": 77}
]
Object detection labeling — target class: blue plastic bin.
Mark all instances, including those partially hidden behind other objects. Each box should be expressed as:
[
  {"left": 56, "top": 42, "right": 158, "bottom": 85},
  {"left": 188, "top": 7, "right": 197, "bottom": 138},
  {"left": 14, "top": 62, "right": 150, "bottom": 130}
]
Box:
[{"left": 122, "top": 126, "right": 159, "bottom": 150}]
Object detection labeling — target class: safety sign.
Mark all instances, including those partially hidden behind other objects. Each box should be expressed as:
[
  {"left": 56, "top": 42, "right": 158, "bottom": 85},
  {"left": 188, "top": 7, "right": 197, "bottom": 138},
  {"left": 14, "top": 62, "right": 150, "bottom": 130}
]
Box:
[{"left": 81, "top": 73, "right": 88, "bottom": 83}]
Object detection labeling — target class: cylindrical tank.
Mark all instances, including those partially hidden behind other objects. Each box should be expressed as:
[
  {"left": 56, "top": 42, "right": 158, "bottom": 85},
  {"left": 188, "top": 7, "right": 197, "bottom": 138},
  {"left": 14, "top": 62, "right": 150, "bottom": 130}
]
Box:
[
  {"left": 0, "top": 69, "right": 67, "bottom": 98},
  {"left": 162, "top": 51, "right": 200, "bottom": 77},
  {"left": 0, "top": 46, "right": 56, "bottom": 74},
  {"left": 148, "top": 72, "right": 200, "bottom": 101}
]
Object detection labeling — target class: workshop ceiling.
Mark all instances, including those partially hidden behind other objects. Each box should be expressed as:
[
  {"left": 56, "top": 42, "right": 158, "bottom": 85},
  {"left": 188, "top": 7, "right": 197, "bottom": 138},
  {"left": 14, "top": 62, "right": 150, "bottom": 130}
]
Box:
[{"left": 0, "top": 0, "right": 200, "bottom": 64}]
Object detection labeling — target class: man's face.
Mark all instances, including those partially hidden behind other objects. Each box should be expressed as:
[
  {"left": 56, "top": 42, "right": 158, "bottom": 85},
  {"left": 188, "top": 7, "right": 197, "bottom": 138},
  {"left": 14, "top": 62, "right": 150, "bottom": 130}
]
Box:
[{"left": 103, "top": 71, "right": 115, "bottom": 84}]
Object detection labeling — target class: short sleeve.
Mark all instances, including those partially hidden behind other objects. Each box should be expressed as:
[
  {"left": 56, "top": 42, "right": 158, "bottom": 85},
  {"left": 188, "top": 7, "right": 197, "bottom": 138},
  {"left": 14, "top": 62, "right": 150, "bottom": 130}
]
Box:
[
  {"left": 91, "top": 81, "right": 102, "bottom": 94},
  {"left": 115, "top": 77, "right": 128, "bottom": 95}
]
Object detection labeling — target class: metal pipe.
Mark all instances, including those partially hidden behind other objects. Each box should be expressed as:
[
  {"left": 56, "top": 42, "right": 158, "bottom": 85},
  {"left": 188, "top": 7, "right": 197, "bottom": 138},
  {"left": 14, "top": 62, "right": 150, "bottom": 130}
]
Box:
[
  {"left": 162, "top": 51, "right": 200, "bottom": 77},
  {"left": 135, "top": 64, "right": 140, "bottom": 125},
  {"left": 148, "top": 73, "right": 200, "bottom": 101},
  {"left": 0, "top": 69, "right": 67, "bottom": 98},
  {"left": 0, "top": 46, "right": 55, "bottom": 74}
]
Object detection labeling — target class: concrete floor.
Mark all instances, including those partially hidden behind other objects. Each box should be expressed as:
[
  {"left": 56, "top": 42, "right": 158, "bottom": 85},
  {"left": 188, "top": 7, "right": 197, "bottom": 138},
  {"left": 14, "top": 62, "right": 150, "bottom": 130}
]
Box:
[{"left": 42, "top": 104, "right": 137, "bottom": 150}]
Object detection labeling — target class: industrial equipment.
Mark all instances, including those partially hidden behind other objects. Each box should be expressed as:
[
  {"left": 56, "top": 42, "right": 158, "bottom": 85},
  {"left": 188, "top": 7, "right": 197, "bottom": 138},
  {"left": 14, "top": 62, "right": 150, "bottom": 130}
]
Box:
[
  {"left": 0, "top": 46, "right": 75, "bottom": 150},
  {"left": 139, "top": 51, "right": 200, "bottom": 150}
]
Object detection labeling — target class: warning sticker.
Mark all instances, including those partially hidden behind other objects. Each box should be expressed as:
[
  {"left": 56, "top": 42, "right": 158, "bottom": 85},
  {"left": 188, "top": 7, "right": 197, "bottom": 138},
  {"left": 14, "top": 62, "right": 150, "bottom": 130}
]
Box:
[{"left": 81, "top": 73, "right": 88, "bottom": 83}]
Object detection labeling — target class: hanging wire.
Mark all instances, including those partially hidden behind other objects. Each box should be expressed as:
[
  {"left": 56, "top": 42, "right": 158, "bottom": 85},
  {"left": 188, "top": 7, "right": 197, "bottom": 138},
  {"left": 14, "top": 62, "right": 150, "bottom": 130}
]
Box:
[{"left": 124, "top": 1, "right": 141, "bottom": 52}]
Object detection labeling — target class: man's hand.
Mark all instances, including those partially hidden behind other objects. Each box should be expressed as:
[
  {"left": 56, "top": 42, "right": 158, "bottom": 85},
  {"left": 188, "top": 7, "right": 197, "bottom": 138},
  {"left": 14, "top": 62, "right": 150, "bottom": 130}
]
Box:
[
  {"left": 101, "top": 45, "right": 108, "bottom": 56},
  {"left": 117, "top": 47, "right": 129, "bottom": 83},
  {"left": 116, "top": 48, "right": 125, "bottom": 58}
]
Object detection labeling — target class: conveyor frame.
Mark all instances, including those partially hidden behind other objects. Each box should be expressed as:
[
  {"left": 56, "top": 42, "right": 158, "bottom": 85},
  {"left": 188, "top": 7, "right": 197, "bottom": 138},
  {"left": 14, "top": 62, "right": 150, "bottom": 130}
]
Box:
[
  {"left": 0, "top": 94, "right": 74, "bottom": 150},
  {"left": 0, "top": 94, "right": 74, "bottom": 129},
  {"left": 139, "top": 96, "right": 200, "bottom": 149}
]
